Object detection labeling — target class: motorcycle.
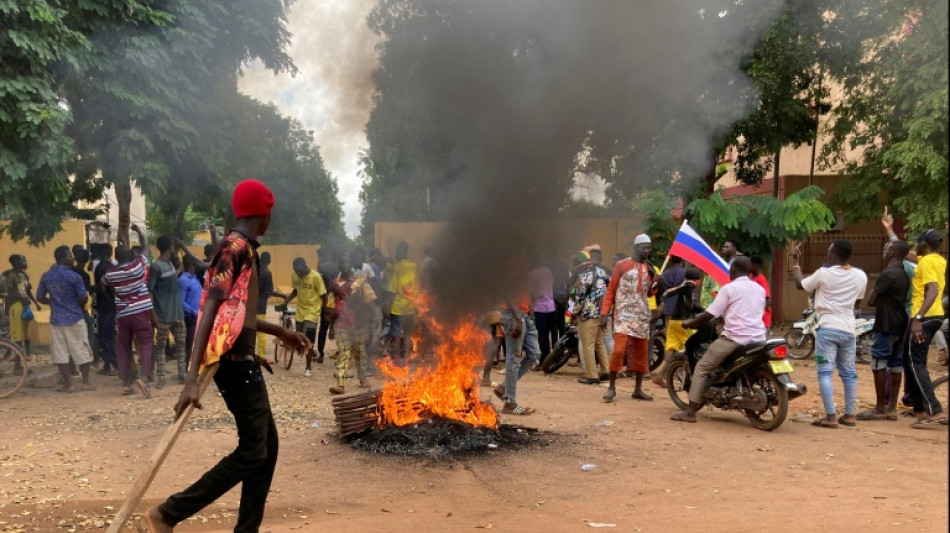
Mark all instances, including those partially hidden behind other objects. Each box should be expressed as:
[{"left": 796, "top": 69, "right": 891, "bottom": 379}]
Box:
[
  {"left": 854, "top": 314, "right": 874, "bottom": 365},
  {"left": 540, "top": 324, "right": 580, "bottom": 374},
  {"left": 666, "top": 322, "right": 807, "bottom": 431},
  {"left": 785, "top": 306, "right": 873, "bottom": 364},
  {"left": 785, "top": 308, "right": 817, "bottom": 360},
  {"left": 541, "top": 318, "right": 666, "bottom": 375}
]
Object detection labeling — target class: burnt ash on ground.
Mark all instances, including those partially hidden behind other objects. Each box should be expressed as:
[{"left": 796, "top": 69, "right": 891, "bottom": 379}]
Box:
[{"left": 347, "top": 418, "right": 554, "bottom": 458}]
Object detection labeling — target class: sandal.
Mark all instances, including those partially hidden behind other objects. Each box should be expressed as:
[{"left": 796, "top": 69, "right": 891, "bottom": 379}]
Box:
[
  {"left": 811, "top": 418, "right": 838, "bottom": 429},
  {"left": 857, "top": 409, "right": 889, "bottom": 421},
  {"left": 837, "top": 415, "right": 856, "bottom": 427},
  {"left": 122, "top": 386, "right": 136, "bottom": 396},
  {"left": 911, "top": 417, "right": 948, "bottom": 429},
  {"left": 135, "top": 379, "right": 152, "bottom": 399},
  {"left": 501, "top": 404, "right": 535, "bottom": 415},
  {"left": 670, "top": 411, "right": 696, "bottom": 423},
  {"left": 493, "top": 386, "right": 505, "bottom": 402},
  {"left": 57, "top": 386, "right": 76, "bottom": 393}
]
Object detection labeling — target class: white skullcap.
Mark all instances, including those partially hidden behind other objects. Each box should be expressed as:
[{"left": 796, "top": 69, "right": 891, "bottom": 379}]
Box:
[{"left": 634, "top": 234, "right": 651, "bottom": 245}]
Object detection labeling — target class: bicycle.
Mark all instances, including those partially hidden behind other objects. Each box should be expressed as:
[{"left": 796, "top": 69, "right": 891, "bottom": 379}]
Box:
[
  {"left": 273, "top": 304, "right": 296, "bottom": 370},
  {"left": 933, "top": 373, "right": 948, "bottom": 407},
  {"left": 0, "top": 337, "right": 29, "bottom": 399}
]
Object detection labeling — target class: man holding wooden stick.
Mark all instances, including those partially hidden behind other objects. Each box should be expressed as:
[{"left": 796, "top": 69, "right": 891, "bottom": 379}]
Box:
[{"left": 145, "top": 180, "right": 310, "bottom": 533}]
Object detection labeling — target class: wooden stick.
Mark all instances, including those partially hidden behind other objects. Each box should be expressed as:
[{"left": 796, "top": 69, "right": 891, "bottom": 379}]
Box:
[
  {"left": 657, "top": 253, "right": 672, "bottom": 276},
  {"left": 106, "top": 364, "right": 219, "bottom": 533}
]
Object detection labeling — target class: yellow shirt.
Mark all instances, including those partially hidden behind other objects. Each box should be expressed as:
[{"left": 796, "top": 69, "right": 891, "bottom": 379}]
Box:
[
  {"left": 387, "top": 260, "right": 417, "bottom": 316},
  {"left": 912, "top": 253, "right": 946, "bottom": 318},
  {"left": 292, "top": 270, "right": 327, "bottom": 323},
  {"left": 648, "top": 264, "right": 659, "bottom": 311}
]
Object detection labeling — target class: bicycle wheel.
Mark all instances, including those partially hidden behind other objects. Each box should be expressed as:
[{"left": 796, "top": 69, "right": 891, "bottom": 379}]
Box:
[
  {"left": 0, "top": 339, "right": 28, "bottom": 399},
  {"left": 933, "top": 375, "right": 948, "bottom": 408},
  {"left": 282, "top": 342, "right": 294, "bottom": 370},
  {"left": 272, "top": 338, "right": 283, "bottom": 365}
]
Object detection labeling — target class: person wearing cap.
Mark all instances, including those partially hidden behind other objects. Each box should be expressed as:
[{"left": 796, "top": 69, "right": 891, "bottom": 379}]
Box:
[
  {"left": 600, "top": 234, "right": 656, "bottom": 402},
  {"left": 146, "top": 180, "right": 310, "bottom": 533},
  {"left": 573, "top": 248, "right": 612, "bottom": 384},
  {"left": 904, "top": 228, "right": 947, "bottom": 428}
]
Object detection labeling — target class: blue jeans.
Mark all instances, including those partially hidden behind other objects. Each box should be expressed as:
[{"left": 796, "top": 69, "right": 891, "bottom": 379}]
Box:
[
  {"left": 815, "top": 327, "right": 858, "bottom": 416},
  {"left": 870, "top": 332, "right": 903, "bottom": 372},
  {"left": 501, "top": 311, "right": 541, "bottom": 405}
]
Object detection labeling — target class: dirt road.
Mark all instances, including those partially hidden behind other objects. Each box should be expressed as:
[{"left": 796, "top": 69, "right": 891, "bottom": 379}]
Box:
[{"left": 0, "top": 346, "right": 946, "bottom": 532}]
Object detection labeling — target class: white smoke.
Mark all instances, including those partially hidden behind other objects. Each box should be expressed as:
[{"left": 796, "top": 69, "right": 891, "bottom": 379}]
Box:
[{"left": 239, "top": 0, "right": 380, "bottom": 236}]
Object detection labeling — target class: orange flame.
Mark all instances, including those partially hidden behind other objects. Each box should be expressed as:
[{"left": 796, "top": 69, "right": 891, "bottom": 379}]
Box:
[{"left": 377, "top": 293, "right": 498, "bottom": 429}]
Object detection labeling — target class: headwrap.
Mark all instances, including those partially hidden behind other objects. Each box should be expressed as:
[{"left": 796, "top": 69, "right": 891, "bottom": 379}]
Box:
[
  {"left": 574, "top": 250, "right": 591, "bottom": 264},
  {"left": 583, "top": 244, "right": 602, "bottom": 253},
  {"left": 232, "top": 179, "right": 275, "bottom": 219}
]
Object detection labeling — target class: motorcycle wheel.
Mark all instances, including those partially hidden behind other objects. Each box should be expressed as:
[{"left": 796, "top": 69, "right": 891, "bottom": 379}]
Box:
[
  {"left": 856, "top": 332, "right": 873, "bottom": 365},
  {"left": 784, "top": 329, "right": 815, "bottom": 360},
  {"left": 743, "top": 369, "right": 789, "bottom": 431},
  {"left": 541, "top": 344, "right": 575, "bottom": 374},
  {"left": 665, "top": 359, "right": 690, "bottom": 410},
  {"left": 650, "top": 335, "right": 665, "bottom": 372}
]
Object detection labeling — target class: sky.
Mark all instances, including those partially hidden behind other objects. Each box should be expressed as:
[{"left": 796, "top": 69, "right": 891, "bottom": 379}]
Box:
[{"left": 239, "top": 0, "right": 380, "bottom": 237}]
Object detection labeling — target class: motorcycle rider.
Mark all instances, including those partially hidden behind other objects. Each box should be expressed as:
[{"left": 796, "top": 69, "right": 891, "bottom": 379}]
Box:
[{"left": 670, "top": 256, "right": 765, "bottom": 423}]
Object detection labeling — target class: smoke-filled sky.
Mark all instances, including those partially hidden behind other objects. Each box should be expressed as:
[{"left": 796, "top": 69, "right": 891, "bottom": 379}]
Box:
[{"left": 239, "top": 0, "right": 380, "bottom": 236}]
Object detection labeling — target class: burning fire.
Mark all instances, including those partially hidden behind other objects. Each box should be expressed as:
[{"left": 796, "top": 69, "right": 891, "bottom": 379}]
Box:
[{"left": 377, "top": 294, "right": 499, "bottom": 429}]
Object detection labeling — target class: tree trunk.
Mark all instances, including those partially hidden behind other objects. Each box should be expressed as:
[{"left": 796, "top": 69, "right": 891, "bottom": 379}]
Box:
[
  {"left": 772, "top": 150, "right": 781, "bottom": 198},
  {"left": 174, "top": 204, "right": 187, "bottom": 240},
  {"left": 114, "top": 177, "right": 133, "bottom": 245}
]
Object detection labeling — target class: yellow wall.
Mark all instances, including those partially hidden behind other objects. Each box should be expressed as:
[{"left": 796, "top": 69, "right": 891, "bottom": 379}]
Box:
[{"left": 1, "top": 220, "right": 87, "bottom": 345}]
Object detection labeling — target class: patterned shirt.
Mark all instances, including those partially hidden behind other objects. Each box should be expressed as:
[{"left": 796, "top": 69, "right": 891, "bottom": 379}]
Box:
[
  {"left": 36, "top": 265, "right": 87, "bottom": 326},
  {"left": 103, "top": 255, "right": 153, "bottom": 319},
  {"left": 602, "top": 258, "right": 655, "bottom": 338},
  {"left": 573, "top": 263, "right": 611, "bottom": 320},
  {"left": 199, "top": 231, "right": 259, "bottom": 367}
]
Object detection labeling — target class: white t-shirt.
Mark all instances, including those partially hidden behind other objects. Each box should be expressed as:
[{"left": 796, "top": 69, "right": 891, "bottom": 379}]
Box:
[
  {"left": 801, "top": 265, "right": 868, "bottom": 334},
  {"left": 706, "top": 276, "right": 767, "bottom": 345}
]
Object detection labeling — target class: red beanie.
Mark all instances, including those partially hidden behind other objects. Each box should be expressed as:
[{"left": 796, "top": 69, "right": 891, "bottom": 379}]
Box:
[{"left": 232, "top": 179, "right": 274, "bottom": 219}]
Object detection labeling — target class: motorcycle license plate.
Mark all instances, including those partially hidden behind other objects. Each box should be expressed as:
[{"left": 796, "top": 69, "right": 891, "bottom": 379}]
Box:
[{"left": 770, "top": 360, "right": 794, "bottom": 374}]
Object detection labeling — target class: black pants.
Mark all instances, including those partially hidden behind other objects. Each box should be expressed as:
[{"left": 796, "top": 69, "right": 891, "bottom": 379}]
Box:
[
  {"left": 184, "top": 314, "right": 197, "bottom": 363},
  {"left": 317, "top": 309, "right": 330, "bottom": 357},
  {"left": 159, "top": 360, "right": 278, "bottom": 532},
  {"left": 904, "top": 318, "right": 943, "bottom": 416},
  {"left": 96, "top": 308, "right": 117, "bottom": 371},
  {"left": 534, "top": 311, "right": 557, "bottom": 358}
]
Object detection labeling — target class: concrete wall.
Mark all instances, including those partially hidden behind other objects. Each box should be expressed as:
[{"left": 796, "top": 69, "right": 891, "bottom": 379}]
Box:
[{"left": 1, "top": 220, "right": 87, "bottom": 345}]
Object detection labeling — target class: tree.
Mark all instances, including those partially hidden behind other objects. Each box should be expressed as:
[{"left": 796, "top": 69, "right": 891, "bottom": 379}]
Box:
[
  {"left": 821, "top": 0, "right": 949, "bottom": 232},
  {"left": 0, "top": 0, "right": 111, "bottom": 244},
  {"left": 684, "top": 186, "right": 836, "bottom": 258},
  {"left": 63, "top": 0, "right": 295, "bottom": 243}
]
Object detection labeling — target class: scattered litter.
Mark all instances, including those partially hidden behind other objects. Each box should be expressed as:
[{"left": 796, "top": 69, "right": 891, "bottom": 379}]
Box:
[
  {"left": 598, "top": 420, "right": 614, "bottom": 427},
  {"left": 311, "top": 421, "right": 321, "bottom": 428},
  {"left": 581, "top": 464, "right": 597, "bottom": 472},
  {"left": 587, "top": 523, "right": 617, "bottom": 528},
  {"left": 487, "top": 443, "right": 498, "bottom": 449}
]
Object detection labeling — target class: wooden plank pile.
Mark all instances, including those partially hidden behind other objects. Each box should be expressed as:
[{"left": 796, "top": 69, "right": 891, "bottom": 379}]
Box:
[{"left": 332, "top": 390, "right": 381, "bottom": 437}]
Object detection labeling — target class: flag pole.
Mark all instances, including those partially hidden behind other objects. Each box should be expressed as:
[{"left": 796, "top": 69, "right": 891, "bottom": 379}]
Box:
[{"left": 658, "top": 219, "right": 687, "bottom": 275}]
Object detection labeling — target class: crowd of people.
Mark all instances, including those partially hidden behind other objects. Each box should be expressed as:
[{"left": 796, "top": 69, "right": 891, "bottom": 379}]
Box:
[
  {"left": 1, "top": 208, "right": 946, "bottom": 427},
  {"left": 1, "top": 179, "right": 945, "bottom": 532}
]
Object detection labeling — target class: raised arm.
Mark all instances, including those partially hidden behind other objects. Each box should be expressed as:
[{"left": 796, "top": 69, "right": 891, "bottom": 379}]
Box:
[
  {"left": 881, "top": 207, "right": 898, "bottom": 241},
  {"left": 175, "top": 240, "right": 210, "bottom": 271},
  {"left": 131, "top": 223, "right": 148, "bottom": 253}
]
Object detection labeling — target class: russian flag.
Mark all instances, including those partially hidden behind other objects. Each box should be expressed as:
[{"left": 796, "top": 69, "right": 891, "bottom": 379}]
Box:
[{"left": 668, "top": 220, "right": 731, "bottom": 286}]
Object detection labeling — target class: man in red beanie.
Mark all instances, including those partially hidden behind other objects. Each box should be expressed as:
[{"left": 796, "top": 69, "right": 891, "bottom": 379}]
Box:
[{"left": 146, "top": 179, "right": 310, "bottom": 533}]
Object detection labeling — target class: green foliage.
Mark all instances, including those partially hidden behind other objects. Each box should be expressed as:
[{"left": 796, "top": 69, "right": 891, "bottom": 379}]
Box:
[
  {"left": 0, "top": 0, "right": 103, "bottom": 244},
  {"left": 678, "top": 186, "right": 836, "bottom": 258},
  {"left": 629, "top": 190, "right": 680, "bottom": 256},
  {"left": 821, "top": 0, "right": 949, "bottom": 232}
]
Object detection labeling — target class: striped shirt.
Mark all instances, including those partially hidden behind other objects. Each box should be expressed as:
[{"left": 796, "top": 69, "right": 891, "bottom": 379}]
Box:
[{"left": 103, "top": 255, "right": 153, "bottom": 318}]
